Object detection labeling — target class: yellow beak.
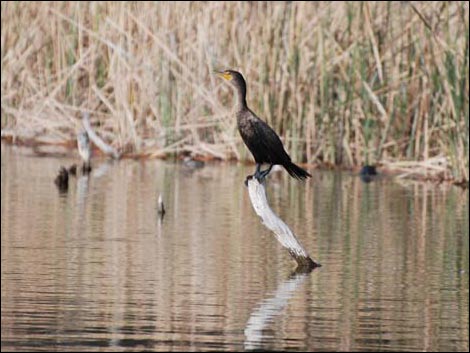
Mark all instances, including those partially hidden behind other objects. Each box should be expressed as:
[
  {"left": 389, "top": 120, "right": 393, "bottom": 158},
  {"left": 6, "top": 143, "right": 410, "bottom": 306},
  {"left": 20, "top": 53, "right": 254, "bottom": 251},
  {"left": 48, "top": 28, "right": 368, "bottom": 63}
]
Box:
[{"left": 214, "top": 71, "right": 232, "bottom": 81}]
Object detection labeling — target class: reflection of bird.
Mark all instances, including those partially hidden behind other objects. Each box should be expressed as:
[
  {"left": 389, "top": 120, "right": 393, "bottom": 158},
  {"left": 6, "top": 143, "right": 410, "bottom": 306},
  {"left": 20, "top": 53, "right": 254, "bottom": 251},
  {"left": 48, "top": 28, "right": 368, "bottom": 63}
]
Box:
[
  {"left": 77, "top": 130, "right": 92, "bottom": 173},
  {"left": 216, "top": 70, "right": 311, "bottom": 182}
]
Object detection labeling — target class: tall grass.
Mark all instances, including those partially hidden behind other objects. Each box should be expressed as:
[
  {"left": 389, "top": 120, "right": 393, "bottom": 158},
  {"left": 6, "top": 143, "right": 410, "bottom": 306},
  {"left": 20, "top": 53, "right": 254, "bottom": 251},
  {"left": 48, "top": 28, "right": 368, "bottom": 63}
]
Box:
[{"left": 1, "top": 2, "right": 468, "bottom": 182}]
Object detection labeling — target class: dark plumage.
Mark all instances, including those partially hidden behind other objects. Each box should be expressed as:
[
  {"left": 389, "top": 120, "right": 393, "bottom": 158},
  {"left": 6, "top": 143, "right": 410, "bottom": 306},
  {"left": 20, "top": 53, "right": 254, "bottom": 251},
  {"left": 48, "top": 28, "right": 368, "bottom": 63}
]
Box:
[
  {"left": 216, "top": 69, "right": 311, "bottom": 181},
  {"left": 359, "top": 165, "right": 378, "bottom": 183},
  {"left": 54, "top": 166, "right": 69, "bottom": 192},
  {"left": 359, "top": 165, "right": 378, "bottom": 176},
  {"left": 68, "top": 164, "right": 77, "bottom": 176}
]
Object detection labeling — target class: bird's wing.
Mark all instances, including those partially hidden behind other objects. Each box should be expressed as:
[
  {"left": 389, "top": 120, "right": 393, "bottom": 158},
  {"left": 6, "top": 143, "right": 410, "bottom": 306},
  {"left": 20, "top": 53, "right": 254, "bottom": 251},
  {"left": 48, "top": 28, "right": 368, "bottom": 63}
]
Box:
[{"left": 248, "top": 115, "right": 291, "bottom": 164}]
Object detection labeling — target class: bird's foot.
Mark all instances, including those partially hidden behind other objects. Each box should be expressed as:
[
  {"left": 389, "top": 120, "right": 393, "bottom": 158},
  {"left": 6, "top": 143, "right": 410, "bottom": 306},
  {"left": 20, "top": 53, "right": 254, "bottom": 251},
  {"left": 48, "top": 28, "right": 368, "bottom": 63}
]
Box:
[
  {"left": 256, "top": 169, "right": 271, "bottom": 182},
  {"left": 245, "top": 168, "right": 271, "bottom": 186},
  {"left": 244, "top": 173, "right": 266, "bottom": 186},
  {"left": 255, "top": 174, "right": 266, "bottom": 183}
]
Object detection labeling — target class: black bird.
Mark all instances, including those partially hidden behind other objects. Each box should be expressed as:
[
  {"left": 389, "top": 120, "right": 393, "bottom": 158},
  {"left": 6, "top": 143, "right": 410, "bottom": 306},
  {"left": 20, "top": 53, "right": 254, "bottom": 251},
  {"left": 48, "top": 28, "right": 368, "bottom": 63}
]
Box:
[
  {"left": 359, "top": 165, "right": 378, "bottom": 183},
  {"left": 54, "top": 166, "right": 69, "bottom": 192},
  {"left": 216, "top": 69, "right": 311, "bottom": 182}
]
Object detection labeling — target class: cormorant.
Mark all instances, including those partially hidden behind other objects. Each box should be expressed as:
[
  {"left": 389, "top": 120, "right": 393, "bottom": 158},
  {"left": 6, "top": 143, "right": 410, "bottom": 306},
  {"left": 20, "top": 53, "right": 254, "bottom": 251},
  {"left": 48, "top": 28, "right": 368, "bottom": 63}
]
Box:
[
  {"left": 54, "top": 166, "right": 69, "bottom": 192},
  {"left": 216, "top": 69, "right": 311, "bottom": 182}
]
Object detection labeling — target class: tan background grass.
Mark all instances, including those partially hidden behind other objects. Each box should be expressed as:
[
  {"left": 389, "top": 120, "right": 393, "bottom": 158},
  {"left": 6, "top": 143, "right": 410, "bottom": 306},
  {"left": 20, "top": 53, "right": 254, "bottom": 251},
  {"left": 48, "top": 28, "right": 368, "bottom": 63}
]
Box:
[{"left": 1, "top": 2, "right": 468, "bottom": 182}]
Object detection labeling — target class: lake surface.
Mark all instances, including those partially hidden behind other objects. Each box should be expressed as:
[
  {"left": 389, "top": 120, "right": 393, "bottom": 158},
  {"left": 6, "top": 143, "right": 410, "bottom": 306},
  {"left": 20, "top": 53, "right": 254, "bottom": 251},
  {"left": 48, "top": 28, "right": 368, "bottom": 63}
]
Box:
[{"left": 1, "top": 144, "right": 469, "bottom": 352}]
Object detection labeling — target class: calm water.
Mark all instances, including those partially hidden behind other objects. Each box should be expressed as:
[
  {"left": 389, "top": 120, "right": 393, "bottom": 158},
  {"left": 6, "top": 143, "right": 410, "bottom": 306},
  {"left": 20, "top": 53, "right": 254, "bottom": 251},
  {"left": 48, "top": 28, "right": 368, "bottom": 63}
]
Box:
[{"left": 1, "top": 144, "right": 469, "bottom": 352}]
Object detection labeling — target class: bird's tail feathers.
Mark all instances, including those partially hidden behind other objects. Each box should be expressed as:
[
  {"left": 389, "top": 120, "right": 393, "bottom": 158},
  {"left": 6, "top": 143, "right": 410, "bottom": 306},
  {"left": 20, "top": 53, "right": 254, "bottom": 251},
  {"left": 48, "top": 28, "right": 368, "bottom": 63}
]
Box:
[{"left": 284, "top": 162, "right": 311, "bottom": 180}]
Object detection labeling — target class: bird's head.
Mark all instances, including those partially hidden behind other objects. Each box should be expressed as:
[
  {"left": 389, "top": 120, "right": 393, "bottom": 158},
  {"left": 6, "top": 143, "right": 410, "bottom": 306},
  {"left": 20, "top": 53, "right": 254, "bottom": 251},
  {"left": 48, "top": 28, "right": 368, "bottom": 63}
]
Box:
[{"left": 215, "top": 69, "right": 246, "bottom": 88}]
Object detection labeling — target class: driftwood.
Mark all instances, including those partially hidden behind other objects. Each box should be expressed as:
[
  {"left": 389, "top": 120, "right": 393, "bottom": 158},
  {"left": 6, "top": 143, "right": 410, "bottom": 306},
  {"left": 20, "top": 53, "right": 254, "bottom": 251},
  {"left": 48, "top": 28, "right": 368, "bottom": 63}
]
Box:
[
  {"left": 81, "top": 112, "right": 121, "bottom": 159},
  {"left": 246, "top": 177, "right": 319, "bottom": 270}
]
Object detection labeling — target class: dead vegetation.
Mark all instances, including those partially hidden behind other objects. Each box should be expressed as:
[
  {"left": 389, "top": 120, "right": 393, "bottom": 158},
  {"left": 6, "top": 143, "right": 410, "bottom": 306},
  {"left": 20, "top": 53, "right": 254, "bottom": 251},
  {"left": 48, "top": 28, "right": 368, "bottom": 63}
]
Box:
[{"left": 1, "top": 2, "right": 468, "bottom": 183}]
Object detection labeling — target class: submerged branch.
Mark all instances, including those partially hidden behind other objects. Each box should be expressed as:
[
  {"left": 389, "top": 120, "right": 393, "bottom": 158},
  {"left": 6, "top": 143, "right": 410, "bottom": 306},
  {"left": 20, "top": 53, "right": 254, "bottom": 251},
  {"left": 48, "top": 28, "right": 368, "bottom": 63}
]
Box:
[{"left": 246, "top": 177, "right": 319, "bottom": 271}]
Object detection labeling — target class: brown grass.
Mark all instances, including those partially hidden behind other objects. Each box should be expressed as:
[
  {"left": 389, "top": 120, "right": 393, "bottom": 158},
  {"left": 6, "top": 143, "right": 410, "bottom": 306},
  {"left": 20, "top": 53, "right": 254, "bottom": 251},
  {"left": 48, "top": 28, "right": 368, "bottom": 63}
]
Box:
[{"left": 1, "top": 2, "right": 468, "bottom": 182}]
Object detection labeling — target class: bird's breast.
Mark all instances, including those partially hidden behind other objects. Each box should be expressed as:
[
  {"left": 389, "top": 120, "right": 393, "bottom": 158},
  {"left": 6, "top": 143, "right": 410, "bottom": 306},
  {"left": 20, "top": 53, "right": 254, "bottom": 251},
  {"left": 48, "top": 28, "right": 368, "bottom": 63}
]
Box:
[{"left": 238, "top": 111, "right": 262, "bottom": 136}]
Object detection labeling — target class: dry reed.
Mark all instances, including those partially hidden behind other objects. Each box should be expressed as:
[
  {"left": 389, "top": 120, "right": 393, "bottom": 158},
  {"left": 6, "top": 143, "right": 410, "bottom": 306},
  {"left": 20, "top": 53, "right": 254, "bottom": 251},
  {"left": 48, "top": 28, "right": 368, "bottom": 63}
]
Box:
[{"left": 1, "top": 2, "right": 468, "bottom": 183}]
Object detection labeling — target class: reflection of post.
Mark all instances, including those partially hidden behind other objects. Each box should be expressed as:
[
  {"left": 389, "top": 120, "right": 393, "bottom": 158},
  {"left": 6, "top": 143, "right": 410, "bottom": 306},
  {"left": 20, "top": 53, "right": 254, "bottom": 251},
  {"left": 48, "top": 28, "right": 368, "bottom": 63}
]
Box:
[
  {"left": 91, "top": 161, "right": 112, "bottom": 178},
  {"left": 76, "top": 174, "right": 90, "bottom": 209},
  {"left": 244, "top": 272, "right": 310, "bottom": 350},
  {"left": 246, "top": 178, "right": 319, "bottom": 270}
]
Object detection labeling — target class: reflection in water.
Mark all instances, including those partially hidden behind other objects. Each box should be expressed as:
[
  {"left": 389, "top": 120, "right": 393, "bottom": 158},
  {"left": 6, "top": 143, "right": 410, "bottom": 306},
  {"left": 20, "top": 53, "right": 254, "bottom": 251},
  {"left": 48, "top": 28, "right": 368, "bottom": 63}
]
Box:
[
  {"left": 1, "top": 145, "right": 469, "bottom": 351},
  {"left": 90, "top": 160, "right": 114, "bottom": 179},
  {"left": 244, "top": 271, "right": 312, "bottom": 350},
  {"left": 76, "top": 174, "right": 89, "bottom": 205}
]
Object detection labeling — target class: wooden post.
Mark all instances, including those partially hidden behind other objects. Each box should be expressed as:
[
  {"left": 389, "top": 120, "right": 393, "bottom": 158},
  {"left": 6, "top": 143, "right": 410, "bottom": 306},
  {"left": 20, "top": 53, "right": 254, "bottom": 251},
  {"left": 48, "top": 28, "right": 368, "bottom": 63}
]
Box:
[{"left": 246, "top": 177, "right": 320, "bottom": 271}]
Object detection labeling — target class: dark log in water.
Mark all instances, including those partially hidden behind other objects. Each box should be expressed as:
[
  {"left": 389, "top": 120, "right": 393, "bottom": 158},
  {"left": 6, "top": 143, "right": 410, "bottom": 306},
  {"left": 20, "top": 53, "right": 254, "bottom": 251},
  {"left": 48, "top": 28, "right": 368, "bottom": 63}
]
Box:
[{"left": 245, "top": 177, "right": 320, "bottom": 271}]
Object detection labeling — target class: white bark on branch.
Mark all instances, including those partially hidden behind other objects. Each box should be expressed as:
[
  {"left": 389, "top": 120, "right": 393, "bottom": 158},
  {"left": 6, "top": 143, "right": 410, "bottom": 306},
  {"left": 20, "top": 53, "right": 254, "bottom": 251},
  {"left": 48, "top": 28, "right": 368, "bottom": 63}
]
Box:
[{"left": 246, "top": 177, "right": 319, "bottom": 270}]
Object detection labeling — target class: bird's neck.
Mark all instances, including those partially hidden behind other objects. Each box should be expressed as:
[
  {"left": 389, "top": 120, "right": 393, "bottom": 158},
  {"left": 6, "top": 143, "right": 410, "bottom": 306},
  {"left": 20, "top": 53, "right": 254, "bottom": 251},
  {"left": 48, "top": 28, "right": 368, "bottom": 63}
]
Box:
[{"left": 234, "top": 81, "right": 248, "bottom": 111}]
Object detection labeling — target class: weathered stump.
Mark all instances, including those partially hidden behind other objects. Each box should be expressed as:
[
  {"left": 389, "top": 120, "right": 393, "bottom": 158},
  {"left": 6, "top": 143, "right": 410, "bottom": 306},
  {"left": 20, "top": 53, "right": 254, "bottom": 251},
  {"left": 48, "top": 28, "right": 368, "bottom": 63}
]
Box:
[{"left": 246, "top": 177, "right": 320, "bottom": 271}]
